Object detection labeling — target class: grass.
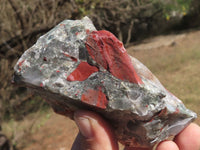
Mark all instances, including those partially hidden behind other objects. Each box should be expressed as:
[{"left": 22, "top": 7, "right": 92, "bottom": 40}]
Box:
[{"left": 2, "top": 108, "right": 53, "bottom": 148}]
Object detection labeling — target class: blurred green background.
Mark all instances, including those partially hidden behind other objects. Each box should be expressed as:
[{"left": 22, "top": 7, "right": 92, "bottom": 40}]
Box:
[{"left": 0, "top": 0, "right": 200, "bottom": 149}]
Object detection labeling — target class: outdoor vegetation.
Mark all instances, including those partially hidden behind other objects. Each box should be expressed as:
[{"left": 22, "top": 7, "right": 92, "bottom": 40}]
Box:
[{"left": 0, "top": 0, "right": 200, "bottom": 149}]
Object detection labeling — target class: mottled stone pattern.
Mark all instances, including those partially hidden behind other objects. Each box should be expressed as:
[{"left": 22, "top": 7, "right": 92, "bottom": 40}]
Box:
[{"left": 13, "top": 17, "right": 196, "bottom": 148}]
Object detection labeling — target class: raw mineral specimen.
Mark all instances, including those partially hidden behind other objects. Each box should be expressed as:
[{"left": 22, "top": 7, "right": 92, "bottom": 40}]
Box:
[{"left": 13, "top": 17, "right": 197, "bottom": 148}]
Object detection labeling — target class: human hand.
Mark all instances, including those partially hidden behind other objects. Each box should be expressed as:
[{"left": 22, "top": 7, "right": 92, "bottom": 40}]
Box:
[{"left": 71, "top": 110, "right": 200, "bottom": 150}]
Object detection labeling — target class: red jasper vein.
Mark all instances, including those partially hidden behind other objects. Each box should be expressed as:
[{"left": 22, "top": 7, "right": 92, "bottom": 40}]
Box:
[
  {"left": 67, "top": 62, "right": 98, "bottom": 81},
  {"left": 81, "top": 87, "right": 108, "bottom": 109},
  {"left": 86, "top": 30, "right": 143, "bottom": 84}
]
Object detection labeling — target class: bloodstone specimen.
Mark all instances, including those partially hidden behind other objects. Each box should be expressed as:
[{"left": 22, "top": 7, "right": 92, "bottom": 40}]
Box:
[{"left": 13, "top": 17, "right": 197, "bottom": 148}]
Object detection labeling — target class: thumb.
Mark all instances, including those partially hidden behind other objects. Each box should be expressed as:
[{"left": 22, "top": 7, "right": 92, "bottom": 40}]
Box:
[{"left": 71, "top": 110, "right": 118, "bottom": 150}]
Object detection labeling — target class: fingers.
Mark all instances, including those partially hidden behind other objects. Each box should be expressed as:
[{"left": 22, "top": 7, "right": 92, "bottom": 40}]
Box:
[
  {"left": 174, "top": 123, "right": 200, "bottom": 150},
  {"left": 71, "top": 110, "right": 118, "bottom": 150},
  {"left": 157, "top": 123, "right": 200, "bottom": 150},
  {"left": 124, "top": 140, "right": 179, "bottom": 150},
  {"left": 124, "top": 147, "right": 151, "bottom": 150},
  {"left": 72, "top": 112, "right": 200, "bottom": 150},
  {"left": 156, "top": 140, "right": 179, "bottom": 150}
]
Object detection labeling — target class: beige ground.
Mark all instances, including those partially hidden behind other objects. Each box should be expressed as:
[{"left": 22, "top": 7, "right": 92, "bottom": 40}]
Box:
[{"left": 3, "top": 29, "right": 200, "bottom": 150}]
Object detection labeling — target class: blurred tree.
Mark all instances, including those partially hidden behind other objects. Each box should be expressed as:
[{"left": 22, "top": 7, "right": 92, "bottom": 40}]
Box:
[
  {"left": 156, "top": 0, "right": 192, "bottom": 20},
  {"left": 180, "top": 0, "right": 200, "bottom": 28},
  {"left": 0, "top": 132, "right": 11, "bottom": 150}
]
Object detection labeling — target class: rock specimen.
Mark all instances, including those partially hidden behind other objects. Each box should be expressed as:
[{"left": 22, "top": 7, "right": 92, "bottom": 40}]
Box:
[{"left": 13, "top": 17, "right": 197, "bottom": 148}]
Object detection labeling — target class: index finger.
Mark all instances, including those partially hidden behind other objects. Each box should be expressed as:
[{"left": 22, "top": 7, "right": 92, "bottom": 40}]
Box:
[{"left": 174, "top": 123, "right": 200, "bottom": 150}]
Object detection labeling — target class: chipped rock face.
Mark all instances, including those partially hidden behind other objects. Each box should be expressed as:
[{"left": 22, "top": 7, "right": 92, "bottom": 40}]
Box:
[{"left": 13, "top": 17, "right": 197, "bottom": 148}]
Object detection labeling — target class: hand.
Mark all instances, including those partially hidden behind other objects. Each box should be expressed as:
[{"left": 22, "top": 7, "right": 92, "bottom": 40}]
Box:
[{"left": 71, "top": 110, "right": 200, "bottom": 150}]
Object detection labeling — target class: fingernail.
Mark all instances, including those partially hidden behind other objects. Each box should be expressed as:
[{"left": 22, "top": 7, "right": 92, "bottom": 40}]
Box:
[{"left": 74, "top": 115, "right": 94, "bottom": 138}]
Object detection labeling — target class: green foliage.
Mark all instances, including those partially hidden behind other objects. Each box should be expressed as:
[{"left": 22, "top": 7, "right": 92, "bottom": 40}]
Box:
[
  {"left": 154, "top": 0, "right": 192, "bottom": 20},
  {"left": 74, "top": 0, "right": 102, "bottom": 18}
]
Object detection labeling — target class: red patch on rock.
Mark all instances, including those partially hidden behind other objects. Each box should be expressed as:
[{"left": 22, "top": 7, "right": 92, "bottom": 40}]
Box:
[
  {"left": 40, "top": 83, "right": 44, "bottom": 87},
  {"left": 81, "top": 87, "right": 108, "bottom": 109},
  {"left": 174, "top": 108, "right": 180, "bottom": 114},
  {"left": 43, "top": 57, "right": 47, "bottom": 61},
  {"left": 86, "top": 30, "right": 143, "bottom": 84},
  {"left": 67, "top": 62, "right": 98, "bottom": 81},
  {"left": 86, "top": 29, "right": 90, "bottom": 34},
  {"left": 18, "top": 60, "right": 25, "bottom": 66},
  {"left": 63, "top": 52, "right": 77, "bottom": 62},
  {"left": 18, "top": 60, "right": 25, "bottom": 71}
]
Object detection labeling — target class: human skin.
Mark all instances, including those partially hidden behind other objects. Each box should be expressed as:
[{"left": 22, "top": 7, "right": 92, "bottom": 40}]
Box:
[{"left": 71, "top": 110, "right": 200, "bottom": 150}]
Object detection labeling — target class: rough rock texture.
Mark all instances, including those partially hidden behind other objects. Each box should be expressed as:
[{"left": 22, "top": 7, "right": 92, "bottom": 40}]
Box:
[{"left": 13, "top": 17, "right": 197, "bottom": 148}]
